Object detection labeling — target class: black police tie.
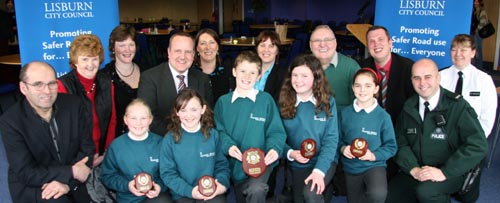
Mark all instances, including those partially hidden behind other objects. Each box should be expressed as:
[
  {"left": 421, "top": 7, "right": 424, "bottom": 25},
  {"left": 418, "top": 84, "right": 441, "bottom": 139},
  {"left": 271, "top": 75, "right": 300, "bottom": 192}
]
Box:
[
  {"left": 424, "top": 101, "right": 430, "bottom": 120},
  {"left": 455, "top": 71, "right": 463, "bottom": 95}
]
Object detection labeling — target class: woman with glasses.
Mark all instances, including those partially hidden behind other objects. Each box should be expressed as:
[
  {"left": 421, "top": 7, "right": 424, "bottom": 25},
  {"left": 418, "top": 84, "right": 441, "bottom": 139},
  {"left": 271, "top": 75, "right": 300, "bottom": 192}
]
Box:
[{"left": 57, "top": 34, "right": 116, "bottom": 168}]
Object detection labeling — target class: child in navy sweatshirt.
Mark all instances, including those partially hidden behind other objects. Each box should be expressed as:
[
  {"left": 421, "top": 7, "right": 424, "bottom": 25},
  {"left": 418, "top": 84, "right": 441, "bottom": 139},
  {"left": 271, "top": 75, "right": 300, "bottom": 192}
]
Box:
[
  {"left": 339, "top": 68, "right": 397, "bottom": 203},
  {"left": 160, "top": 89, "right": 230, "bottom": 202},
  {"left": 279, "top": 54, "right": 338, "bottom": 203},
  {"left": 101, "top": 99, "right": 171, "bottom": 203},
  {"left": 214, "top": 51, "right": 286, "bottom": 203}
]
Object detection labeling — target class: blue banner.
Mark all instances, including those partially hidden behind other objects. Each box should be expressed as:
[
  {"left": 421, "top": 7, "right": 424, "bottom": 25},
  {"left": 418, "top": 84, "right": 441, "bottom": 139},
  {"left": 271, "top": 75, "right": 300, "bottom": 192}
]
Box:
[
  {"left": 16, "top": 0, "right": 119, "bottom": 77},
  {"left": 375, "top": 0, "right": 472, "bottom": 68}
]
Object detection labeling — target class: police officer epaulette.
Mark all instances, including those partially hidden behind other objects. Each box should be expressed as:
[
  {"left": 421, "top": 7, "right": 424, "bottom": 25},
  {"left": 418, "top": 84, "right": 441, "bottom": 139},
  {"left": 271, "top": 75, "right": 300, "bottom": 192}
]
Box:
[{"left": 444, "top": 91, "right": 462, "bottom": 100}]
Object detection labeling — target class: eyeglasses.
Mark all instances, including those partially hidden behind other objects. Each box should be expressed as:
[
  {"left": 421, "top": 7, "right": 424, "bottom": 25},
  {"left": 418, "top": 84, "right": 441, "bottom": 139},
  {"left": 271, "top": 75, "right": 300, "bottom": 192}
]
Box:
[
  {"left": 23, "top": 81, "right": 58, "bottom": 91},
  {"left": 310, "top": 38, "right": 336, "bottom": 45}
]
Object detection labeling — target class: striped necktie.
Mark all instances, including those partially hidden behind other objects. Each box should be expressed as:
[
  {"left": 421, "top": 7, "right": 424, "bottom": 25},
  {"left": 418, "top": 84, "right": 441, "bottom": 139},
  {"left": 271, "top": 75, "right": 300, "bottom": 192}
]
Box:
[
  {"left": 379, "top": 69, "right": 388, "bottom": 107},
  {"left": 177, "top": 75, "right": 186, "bottom": 92}
]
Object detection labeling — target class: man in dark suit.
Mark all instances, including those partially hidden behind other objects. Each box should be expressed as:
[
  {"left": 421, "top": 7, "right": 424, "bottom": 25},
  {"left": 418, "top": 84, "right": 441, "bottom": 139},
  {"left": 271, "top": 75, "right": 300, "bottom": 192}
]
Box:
[
  {"left": 0, "top": 61, "right": 95, "bottom": 203},
  {"left": 360, "top": 25, "right": 415, "bottom": 125},
  {"left": 359, "top": 25, "right": 416, "bottom": 181},
  {"left": 138, "top": 32, "right": 213, "bottom": 135}
]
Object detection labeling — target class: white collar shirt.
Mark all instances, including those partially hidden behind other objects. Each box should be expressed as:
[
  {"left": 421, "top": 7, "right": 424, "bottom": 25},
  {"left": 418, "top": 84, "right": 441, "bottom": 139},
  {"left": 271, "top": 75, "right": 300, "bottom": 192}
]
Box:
[
  {"left": 440, "top": 64, "right": 497, "bottom": 136},
  {"left": 231, "top": 88, "right": 258, "bottom": 103},
  {"left": 419, "top": 88, "right": 440, "bottom": 121},
  {"left": 169, "top": 64, "right": 189, "bottom": 92},
  {"left": 295, "top": 94, "right": 317, "bottom": 107},
  {"left": 353, "top": 98, "right": 378, "bottom": 113}
]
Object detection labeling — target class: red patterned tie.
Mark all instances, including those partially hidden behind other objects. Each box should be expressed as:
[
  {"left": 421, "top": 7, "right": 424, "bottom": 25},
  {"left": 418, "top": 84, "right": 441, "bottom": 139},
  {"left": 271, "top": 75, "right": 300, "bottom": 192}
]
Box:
[{"left": 379, "top": 69, "right": 387, "bottom": 108}]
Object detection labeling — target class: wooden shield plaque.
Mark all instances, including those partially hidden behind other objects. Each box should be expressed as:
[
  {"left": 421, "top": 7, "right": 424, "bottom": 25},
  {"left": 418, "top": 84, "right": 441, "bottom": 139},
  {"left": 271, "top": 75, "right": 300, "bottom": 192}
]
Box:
[
  {"left": 198, "top": 175, "right": 217, "bottom": 197},
  {"left": 134, "top": 172, "right": 153, "bottom": 193},
  {"left": 350, "top": 138, "right": 368, "bottom": 157},
  {"left": 242, "top": 148, "right": 267, "bottom": 178},
  {"left": 300, "top": 138, "right": 317, "bottom": 159}
]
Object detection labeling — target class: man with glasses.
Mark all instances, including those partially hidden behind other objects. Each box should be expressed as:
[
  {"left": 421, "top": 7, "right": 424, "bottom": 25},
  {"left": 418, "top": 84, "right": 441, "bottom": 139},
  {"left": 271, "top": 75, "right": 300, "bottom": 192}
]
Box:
[
  {"left": 0, "top": 61, "right": 95, "bottom": 202},
  {"left": 309, "top": 25, "right": 360, "bottom": 200},
  {"left": 310, "top": 25, "right": 360, "bottom": 111}
]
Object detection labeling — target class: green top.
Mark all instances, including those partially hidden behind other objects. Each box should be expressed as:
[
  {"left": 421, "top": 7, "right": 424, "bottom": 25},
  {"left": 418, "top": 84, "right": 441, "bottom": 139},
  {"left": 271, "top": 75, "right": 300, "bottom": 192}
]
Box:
[
  {"left": 214, "top": 91, "right": 286, "bottom": 183},
  {"left": 324, "top": 53, "right": 360, "bottom": 111},
  {"left": 160, "top": 128, "right": 230, "bottom": 200},
  {"left": 395, "top": 87, "right": 488, "bottom": 179}
]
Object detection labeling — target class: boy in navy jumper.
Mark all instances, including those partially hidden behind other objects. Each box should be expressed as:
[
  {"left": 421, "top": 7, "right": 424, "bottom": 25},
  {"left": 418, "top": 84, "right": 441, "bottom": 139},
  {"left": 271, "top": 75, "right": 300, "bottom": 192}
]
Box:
[{"left": 214, "top": 51, "right": 286, "bottom": 203}]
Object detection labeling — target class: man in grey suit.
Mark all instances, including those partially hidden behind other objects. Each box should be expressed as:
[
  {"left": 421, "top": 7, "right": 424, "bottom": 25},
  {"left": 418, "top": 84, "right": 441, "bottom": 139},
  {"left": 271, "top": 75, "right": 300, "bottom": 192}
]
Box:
[{"left": 138, "top": 32, "right": 213, "bottom": 135}]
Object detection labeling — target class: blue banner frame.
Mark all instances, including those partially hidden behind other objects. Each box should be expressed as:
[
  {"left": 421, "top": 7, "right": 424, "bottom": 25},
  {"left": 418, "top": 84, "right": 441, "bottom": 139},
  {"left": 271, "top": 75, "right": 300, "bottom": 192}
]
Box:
[
  {"left": 16, "top": 0, "right": 119, "bottom": 77},
  {"left": 375, "top": 0, "right": 472, "bottom": 68}
]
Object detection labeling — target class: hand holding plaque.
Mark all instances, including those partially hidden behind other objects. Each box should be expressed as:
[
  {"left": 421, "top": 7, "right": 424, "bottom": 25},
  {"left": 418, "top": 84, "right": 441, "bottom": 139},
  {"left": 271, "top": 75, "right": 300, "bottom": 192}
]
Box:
[
  {"left": 300, "top": 138, "right": 317, "bottom": 159},
  {"left": 198, "top": 175, "right": 217, "bottom": 197},
  {"left": 242, "top": 148, "right": 267, "bottom": 178},
  {"left": 134, "top": 172, "right": 153, "bottom": 193},
  {"left": 350, "top": 138, "right": 368, "bottom": 158}
]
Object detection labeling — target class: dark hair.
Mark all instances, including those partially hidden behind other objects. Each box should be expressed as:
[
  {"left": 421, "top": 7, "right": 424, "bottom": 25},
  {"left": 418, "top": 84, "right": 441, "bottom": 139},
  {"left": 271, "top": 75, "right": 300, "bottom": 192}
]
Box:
[
  {"left": 255, "top": 30, "right": 281, "bottom": 49},
  {"left": 255, "top": 30, "right": 281, "bottom": 64},
  {"left": 279, "top": 54, "right": 332, "bottom": 119},
  {"left": 108, "top": 24, "right": 137, "bottom": 59},
  {"left": 451, "top": 34, "right": 476, "bottom": 51},
  {"left": 194, "top": 28, "right": 222, "bottom": 66},
  {"left": 233, "top": 51, "right": 262, "bottom": 74},
  {"left": 167, "top": 88, "right": 214, "bottom": 143},
  {"left": 366, "top": 25, "right": 390, "bottom": 41},
  {"left": 169, "top": 31, "right": 194, "bottom": 48},
  {"left": 353, "top": 68, "right": 380, "bottom": 97}
]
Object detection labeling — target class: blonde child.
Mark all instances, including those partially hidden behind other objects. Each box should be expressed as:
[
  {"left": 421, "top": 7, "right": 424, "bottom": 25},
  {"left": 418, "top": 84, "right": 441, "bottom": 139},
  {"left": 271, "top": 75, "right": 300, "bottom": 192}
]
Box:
[{"left": 101, "top": 99, "right": 171, "bottom": 203}]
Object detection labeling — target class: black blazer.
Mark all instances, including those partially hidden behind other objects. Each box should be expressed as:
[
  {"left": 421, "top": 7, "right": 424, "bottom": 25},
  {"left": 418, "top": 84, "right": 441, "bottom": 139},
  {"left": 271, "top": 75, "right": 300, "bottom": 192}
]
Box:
[
  {"left": 0, "top": 94, "right": 95, "bottom": 203},
  {"left": 138, "top": 62, "right": 213, "bottom": 135},
  {"left": 360, "top": 53, "right": 415, "bottom": 124},
  {"left": 264, "top": 62, "right": 288, "bottom": 103},
  {"left": 0, "top": 89, "right": 21, "bottom": 115}
]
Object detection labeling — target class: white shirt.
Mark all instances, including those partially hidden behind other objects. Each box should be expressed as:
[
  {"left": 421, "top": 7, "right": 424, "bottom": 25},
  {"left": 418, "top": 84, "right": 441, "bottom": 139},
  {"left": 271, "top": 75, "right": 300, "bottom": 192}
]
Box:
[
  {"left": 419, "top": 88, "right": 440, "bottom": 121},
  {"left": 329, "top": 52, "right": 339, "bottom": 68},
  {"left": 353, "top": 98, "right": 378, "bottom": 113},
  {"left": 294, "top": 94, "right": 317, "bottom": 107},
  {"left": 440, "top": 64, "right": 497, "bottom": 136},
  {"left": 169, "top": 64, "right": 189, "bottom": 92},
  {"left": 231, "top": 88, "right": 258, "bottom": 103}
]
